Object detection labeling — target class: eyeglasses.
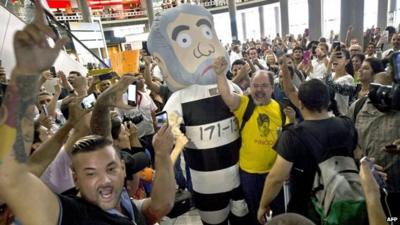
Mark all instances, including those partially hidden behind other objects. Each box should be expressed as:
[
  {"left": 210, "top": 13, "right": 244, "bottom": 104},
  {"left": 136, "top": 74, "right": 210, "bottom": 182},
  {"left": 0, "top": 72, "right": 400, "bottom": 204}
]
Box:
[{"left": 252, "top": 83, "right": 271, "bottom": 88}]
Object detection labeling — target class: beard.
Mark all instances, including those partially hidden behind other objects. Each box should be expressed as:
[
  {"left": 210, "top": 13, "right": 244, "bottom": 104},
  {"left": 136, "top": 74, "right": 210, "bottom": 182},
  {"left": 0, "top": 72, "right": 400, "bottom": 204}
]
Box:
[{"left": 251, "top": 92, "right": 270, "bottom": 105}]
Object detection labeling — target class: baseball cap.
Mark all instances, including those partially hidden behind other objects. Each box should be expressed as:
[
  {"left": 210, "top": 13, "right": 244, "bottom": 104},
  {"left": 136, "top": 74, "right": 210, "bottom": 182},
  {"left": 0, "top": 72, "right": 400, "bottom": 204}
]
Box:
[{"left": 120, "top": 151, "right": 151, "bottom": 177}]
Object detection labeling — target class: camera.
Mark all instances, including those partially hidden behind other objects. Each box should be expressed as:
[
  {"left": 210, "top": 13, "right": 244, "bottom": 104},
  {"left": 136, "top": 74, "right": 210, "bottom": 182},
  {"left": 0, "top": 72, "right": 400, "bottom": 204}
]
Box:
[
  {"left": 123, "top": 114, "right": 144, "bottom": 124},
  {"left": 367, "top": 53, "right": 400, "bottom": 112}
]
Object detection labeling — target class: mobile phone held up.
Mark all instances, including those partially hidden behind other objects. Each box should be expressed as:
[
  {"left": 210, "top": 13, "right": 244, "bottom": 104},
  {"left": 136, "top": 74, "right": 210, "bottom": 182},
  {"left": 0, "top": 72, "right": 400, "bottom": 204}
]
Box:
[
  {"left": 302, "top": 50, "right": 310, "bottom": 65},
  {"left": 155, "top": 111, "right": 168, "bottom": 129},
  {"left": 81, "top": 93, "right": 97, "bottom": 109},
  {"left": 142, "top": 41, "right": 151, "bottom": 56},
  {"left": 50, "top": 66, "right": 57, "bottom": 78},
  {"left": 361, "top": 156, "right": 386, "bottom": 189},
  {"left": 127, "top": 84, "right": 137, "bottom": 107},
  {"left": 332, "top": 41, "right": 341, "bottom": 52}
]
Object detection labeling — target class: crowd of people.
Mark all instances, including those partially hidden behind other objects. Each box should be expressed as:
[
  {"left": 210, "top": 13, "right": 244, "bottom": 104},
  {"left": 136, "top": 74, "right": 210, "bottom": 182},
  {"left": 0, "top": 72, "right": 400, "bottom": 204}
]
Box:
[{"left": 0, "top": 1, "right": 400, "bottom": 225}]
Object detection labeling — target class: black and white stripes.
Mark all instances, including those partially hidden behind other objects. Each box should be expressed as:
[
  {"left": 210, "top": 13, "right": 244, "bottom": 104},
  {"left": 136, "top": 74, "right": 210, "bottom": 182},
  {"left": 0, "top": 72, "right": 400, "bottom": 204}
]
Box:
[{"left": 163, "top": 84, "right": 249, "bottom": 225}]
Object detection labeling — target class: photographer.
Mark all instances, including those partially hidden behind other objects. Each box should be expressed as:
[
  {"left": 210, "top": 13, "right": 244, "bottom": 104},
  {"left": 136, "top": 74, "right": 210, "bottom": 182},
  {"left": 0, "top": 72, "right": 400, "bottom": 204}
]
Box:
[
  {"left": 348, "top": 62, "right": 400, "bottom": 219},
  {"left": 118, "top": 73, "right": 158, "bottom": 164}
]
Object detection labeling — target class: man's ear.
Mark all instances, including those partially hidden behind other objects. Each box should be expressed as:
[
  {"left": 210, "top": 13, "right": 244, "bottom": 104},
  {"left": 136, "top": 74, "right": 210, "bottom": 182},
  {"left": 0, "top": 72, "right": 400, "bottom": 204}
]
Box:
[
  {"left": 121, "top": 159, "right": 126, "bottom": 178},
  {"left": 71, "top": 168, "right": 78, "bottom": 187}
]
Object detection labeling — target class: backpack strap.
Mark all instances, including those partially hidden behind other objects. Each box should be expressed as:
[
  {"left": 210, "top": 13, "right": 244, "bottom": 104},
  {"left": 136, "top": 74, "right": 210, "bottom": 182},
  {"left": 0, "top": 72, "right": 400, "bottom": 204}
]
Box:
[
  {"left": 353, "top": 96, "right": 368, "bottom": 121},
  {"left": 240, "top": 95, "right": 255, "bottom": 132},
  {"left": 240, "top": 96, "right": 286, "bottom": 132},
  {"left": 279, "top": 102, "right": 286, "bottom": 126}
]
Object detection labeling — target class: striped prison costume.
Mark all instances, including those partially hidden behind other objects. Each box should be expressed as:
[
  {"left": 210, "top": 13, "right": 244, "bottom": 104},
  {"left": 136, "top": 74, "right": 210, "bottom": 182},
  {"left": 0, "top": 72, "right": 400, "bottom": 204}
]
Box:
[{"left": 164, "top": 84, "right": 249, "bottom": 225}]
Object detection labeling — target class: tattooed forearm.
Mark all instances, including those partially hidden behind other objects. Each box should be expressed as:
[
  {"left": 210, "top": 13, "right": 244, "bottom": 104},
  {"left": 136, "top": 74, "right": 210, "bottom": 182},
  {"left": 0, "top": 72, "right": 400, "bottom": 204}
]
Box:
[
  {"left": 90, "top": 105, "right": 111, "bottom": 139},
  {"left": 14, "top": 75, "right": 39, "bottom": 162},
  {"left": 0, "top": 74, "right": 39, "bottom": 163}
]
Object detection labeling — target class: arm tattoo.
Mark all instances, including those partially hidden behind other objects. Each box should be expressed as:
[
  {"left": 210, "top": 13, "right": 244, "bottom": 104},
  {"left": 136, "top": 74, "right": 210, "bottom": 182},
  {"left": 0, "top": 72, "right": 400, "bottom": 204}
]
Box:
[{"left": 0, "top": 75, "right": 39, "bottom": 163}]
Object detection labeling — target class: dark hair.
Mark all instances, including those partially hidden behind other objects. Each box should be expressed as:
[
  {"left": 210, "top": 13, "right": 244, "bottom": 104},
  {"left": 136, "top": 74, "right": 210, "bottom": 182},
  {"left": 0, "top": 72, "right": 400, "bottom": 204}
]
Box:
[
  {"left": 72, "top": 135, "right": 114, "bottom": 156},
  {"left": 111, "top": 116, "right": 122, "bottom": 140},
  {"left": 69, "top": 71, "right": 82, "bottom": 76},
  {"left": 340, "top": 49, "right": 351, "bottom": 60},
  {"left": 247, "top": 47, "right": 257, "bottom": 54},
  {"left": 293, "top": 46, "right": 303, "bottom": 52},
  {"left": 351, "top": 53, "right": 365, "bottom": 63},
  {"left": 385, "top": 26, "right": 396, "bottom": 34},
  {"left": 367, "top": 42, "right": 376, "bottom": 48},
  {"left": 364, "top": 58, "right": 384, "bottom": 74},
  {"left": 318, "top": 42, "right": 329, "bottom": 52},
  {"left": 232, "top": 59, "right": 246, "bottom": 67},
  {"left": 298, "top": 79, "right": 330, "bottom": 112}
]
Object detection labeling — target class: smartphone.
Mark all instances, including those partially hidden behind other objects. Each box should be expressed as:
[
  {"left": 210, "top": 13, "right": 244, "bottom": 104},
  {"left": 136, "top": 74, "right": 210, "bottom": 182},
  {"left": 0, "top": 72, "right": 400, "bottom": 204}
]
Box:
[
  {"left": 98, "top": 73, "right": 113, "bottom": 81},
  {"left": 361, "top": 156, "right": 386, "bottom": 189},
  {"left": 50, "top": 66, "right": 57, "bottom": 78},
  {"left": 41, "top": 104, "right": 49, "bottom": 116},
  {"left": 155, "top": 111, "right": 168, "bottom": 129},
  {"left": 302, "top": 50, "right": 310, "bottom": 65},
  {"left": 391, "top": 52, "right": 400, "bottom": 83},
  {"left": 127, "top": 84, "right": 137, "bottom": 107},
  {"left": 332, "top": 41, "right": 341, "bottom": 52},
  {"left": 142, "top": 41, "right": 150, "bottom": 56},
  {"left": 80, "top": 93, "right": 96, "bottom": 109},
  {"left": 383, "top": 30, "right": 389, "bottom": 43}
]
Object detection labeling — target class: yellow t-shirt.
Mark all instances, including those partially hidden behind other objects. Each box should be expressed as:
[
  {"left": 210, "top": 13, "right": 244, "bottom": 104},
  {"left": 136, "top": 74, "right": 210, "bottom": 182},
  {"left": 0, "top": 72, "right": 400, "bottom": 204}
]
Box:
[{"left": 234, "top": 96, "right": 284, "bottom": 174}]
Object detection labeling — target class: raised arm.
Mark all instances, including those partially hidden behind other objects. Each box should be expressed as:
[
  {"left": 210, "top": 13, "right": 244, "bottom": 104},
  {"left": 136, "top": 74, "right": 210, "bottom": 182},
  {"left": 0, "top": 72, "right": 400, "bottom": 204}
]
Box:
[
  {"left": 141, "top": 125, "right": 175, "bottom": 224},
  {"left": 214, "top": 56, "right": 241, "bottom": 112},
  {"left": 280, "top": 57, "right": 301, "bottom": 109},
  {"left": 359, "top": 159, "right": 389, "bottom": 225},
  {"left": 47, "top": 80, "right": 61, "bottom": 119},
  {"left": 0, "top": 1, "right": 69, "bottom": 225},
  {"left": 90, "top": 75, "right": 135, "bottom": 139},
  {"left": 28, "top": 97, "right": 90, "bottom": 176},
  {"left": 143, "top": 56, "right": 161, "bottom": 94},
  {"left": 232, "top": 63, "right": 251, "bottom": 84}
]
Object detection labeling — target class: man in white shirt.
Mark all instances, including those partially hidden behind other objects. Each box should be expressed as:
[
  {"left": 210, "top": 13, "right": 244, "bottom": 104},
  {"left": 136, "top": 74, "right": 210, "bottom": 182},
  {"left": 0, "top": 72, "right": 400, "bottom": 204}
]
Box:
[
  {"left": 308, "top": 43, "right": 329, "bottom": 80},
  {"left": 230, "top": 45, "right": 243, "bottom": 66},
  {"left": 382, "top": 33, "right": 400, "bottom": 59}
]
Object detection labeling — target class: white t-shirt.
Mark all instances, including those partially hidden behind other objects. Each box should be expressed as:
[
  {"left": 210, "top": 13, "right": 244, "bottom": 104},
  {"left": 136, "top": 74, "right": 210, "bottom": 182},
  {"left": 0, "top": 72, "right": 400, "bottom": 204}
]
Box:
[
  {"left": 308, "top": 59, "right": 327, "bottom": 80},
  {"left": 333, "top": 73, "right": 354, "bottom": 115},
  {"left": 119, "top": 91, "right": 158, "bottom": 137}
]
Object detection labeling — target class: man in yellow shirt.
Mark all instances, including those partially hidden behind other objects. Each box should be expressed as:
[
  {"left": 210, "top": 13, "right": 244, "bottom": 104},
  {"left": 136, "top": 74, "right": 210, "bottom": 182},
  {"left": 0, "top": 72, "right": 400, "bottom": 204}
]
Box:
[{"left": 214, "top": 56, "right": 286, "bottom": 225}]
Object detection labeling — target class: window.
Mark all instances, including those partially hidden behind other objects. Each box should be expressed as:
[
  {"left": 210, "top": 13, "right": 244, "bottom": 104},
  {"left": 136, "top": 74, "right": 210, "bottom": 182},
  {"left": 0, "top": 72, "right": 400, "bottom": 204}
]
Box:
[
  {"left": 263, "top": 3, "right": 280, "bottom": 39},
  {"left": 364, "top": 0, "right": 378, "bottom": 29},
  {"left": 322, "top": 0, "right": 340, "bottom": 38},
  {"left": 288, "top": 0, "right": 308, "bottom": 35},
  {"left": 213, "top": 12, "right": 232, "bottom": 45}
]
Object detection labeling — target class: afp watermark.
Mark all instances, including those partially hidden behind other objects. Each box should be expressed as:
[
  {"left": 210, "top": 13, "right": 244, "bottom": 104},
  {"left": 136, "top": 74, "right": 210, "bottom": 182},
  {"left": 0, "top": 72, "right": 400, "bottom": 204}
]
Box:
[{"left": 387, "top": 217, "right": 398, "bottom": 223}]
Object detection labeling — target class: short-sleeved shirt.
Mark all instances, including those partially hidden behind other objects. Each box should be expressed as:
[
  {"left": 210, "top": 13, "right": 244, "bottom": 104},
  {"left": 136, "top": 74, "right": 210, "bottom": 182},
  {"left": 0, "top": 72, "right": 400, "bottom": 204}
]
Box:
[
  {"left": 274, "top": 117, "right": 357, "bottom": 215},
  {"left": 348, "top": 98, "right": 400, "bottom": 193},
  {"left": 234, "top": 96, "right": 284, "bottom": 174}
]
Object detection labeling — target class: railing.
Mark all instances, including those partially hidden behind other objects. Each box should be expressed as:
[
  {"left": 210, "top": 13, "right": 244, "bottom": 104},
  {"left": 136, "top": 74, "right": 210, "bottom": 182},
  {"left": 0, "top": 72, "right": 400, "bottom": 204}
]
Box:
[{"left": 49, "top": 0, "right": 258, "bottom": 22}]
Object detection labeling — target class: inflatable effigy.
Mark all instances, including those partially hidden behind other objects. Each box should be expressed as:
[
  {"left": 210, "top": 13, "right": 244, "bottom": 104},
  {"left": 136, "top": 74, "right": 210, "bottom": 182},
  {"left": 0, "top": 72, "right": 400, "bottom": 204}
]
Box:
[{"left": 148, "top": 4, "right": 249, "bottom": 225}]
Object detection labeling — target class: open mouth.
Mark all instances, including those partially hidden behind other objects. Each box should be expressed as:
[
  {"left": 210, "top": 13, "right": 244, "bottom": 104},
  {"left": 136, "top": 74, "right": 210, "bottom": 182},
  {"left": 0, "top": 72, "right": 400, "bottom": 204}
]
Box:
[{"left": 99, "top": 187, "right": 114, "bottom": 201}]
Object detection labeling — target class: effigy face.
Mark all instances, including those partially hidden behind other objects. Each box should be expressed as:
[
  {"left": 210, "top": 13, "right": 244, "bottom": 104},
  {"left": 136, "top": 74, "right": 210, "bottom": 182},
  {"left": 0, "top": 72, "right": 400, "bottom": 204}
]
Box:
[{"left": 148, "top": 4, "right": 229, "bottom": 91}]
